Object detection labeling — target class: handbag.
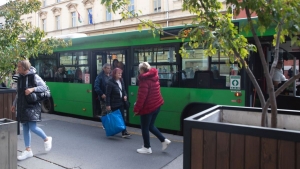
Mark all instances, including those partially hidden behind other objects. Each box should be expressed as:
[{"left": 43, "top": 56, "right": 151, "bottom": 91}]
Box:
[
  {"left": 123, "top": 100, "right": 130, "bottom": 109},
  {"left": 25, "top": 75, "right": 51, "bottom": 104},
  {"left": 100, "top": 109, "right": 126, "bottom": 136}
]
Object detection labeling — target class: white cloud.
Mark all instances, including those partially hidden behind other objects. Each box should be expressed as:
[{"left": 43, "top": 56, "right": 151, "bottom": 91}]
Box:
[{"left": 0, "top": 0, "right": 9, "bottom": 6}]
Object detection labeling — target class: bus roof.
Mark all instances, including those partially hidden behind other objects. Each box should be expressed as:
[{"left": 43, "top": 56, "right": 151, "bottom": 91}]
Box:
[{"left": 54, "top": 18, "right": 276, "bottom": 52}]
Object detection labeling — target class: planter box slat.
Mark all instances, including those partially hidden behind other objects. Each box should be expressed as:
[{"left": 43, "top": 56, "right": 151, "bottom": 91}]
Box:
[
  {"left": 7, "top": 93, "right": 12, "bottom": 120},
  {"left": 191, "top": 129, "right": 203, "bottom": 169},
  {"left": 216, "top": 132, "right": 230, "bottom": 169},
  {"left": 203, "top": 130, "right": 217, "bottom": 169},
  {"left": 296, "top": 143, "right": 300, "bottom": 169},
  {"left": 3, "top": 93, "right": 8, "bottom": 119},
  {"left": 261, "top": 138, "right": 277, "bottom": 169},
  {"left": 245, "top": 135, "right": 260, "bottom": 169},
  {"left": 0, "top": 93, "right": 3, "bottom": 118},
  {"left": 278, "top": 140, "right": 295, "bottom": 169},
  {"left": 230, "top": 134, "right": 245, "bottom": 169},
  {"left": 0, "top": 91, "right": 16, "bottom": 120}
]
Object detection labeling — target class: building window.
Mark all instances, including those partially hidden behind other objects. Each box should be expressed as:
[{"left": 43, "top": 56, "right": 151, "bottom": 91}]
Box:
[
  {"left": 128, "top": 0, "right": 134, "bottom": 13},
  {"left": 0, "top": 23, "right": 3, "bottom": 29},
  {"left": 154, "top": 0, "right": 161, "bottom": 12},
  {"left": 106, "top": 8, "right": 111, "bottom": 21},
  {"left": 71, "top": 12, "right": 76, "bottom": 27},
  {"left": 43, "top": 0, "right": 46, "bottom": 7},
  {"left": 57, "top": 0, "right": 61, "bottom": 2},
  {"left": 88, "top": 8, "right": 93, "bottom": 24},
  {"left": 42, "top": 19, "right": 46, "bottom": 31},
  {"left": 56, "top": 15, "right": 60, "bottom": 30}
]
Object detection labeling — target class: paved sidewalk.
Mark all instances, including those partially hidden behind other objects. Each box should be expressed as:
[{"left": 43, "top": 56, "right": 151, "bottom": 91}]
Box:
[{"left": 17, "top": 113, "right": 183, "bottom": 169}]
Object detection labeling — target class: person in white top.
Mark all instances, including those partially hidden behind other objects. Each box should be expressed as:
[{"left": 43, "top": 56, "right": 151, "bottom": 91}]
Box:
[{"left": 272, "top": 61, "right": 287, "bottom": 88}]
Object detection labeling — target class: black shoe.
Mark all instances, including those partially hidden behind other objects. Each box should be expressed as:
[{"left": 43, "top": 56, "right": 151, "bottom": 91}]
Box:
[{"left": 122, "top": 131, "right": 131, "bottom": 138}]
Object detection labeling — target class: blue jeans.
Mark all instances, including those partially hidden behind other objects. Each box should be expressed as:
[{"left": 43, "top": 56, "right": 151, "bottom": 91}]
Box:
[
  {"left": 22, "top": 122, "right": 47, "bottom": 148},
  {"left": 140, "top": 107, "right": 165, "bottom": 148}
]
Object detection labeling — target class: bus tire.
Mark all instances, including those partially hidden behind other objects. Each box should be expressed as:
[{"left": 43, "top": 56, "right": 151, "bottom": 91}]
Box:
[{"left": 41, "top": 98, "right": 54, "bottom": 114}]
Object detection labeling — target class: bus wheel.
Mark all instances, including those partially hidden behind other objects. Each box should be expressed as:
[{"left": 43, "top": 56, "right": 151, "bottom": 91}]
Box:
[{"left": 41, "top": 98, "right": 53, "bottom": 114}]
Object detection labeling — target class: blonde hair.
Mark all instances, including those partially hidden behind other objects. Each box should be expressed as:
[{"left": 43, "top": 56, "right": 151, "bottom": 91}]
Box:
[
  {"left": 139, "top": 62, "right": 151, "bottom": 72},
  {"left": 18, "top": 59, "right": 31, "bottom": 71}
]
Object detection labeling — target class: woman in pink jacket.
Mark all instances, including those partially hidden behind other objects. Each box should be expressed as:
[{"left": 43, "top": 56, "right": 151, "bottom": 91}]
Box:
[{"left": 134, "top": 62, "right": 171, "bottom": 154}]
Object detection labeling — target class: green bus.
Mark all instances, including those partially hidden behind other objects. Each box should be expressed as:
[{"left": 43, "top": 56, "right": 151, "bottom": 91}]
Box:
[{"left": 31, "top": 18, "right": 298, "bottom": 133}]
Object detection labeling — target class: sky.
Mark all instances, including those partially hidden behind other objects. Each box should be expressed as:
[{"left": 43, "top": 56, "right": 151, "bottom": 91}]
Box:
[{"left": 0, "top": 0, "right": 9, "bottom": 6}]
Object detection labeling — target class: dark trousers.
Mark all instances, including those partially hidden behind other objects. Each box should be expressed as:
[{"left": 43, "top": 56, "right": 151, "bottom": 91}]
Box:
[
  {"left": 111, "top": 105, "right": 127, "bottom": 133},
  {"left": 140, "top": 107, "right": 165, "bottom": 148}
]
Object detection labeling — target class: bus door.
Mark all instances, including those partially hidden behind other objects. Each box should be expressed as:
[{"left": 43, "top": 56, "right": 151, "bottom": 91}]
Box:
[{"left": 92, "top": 50, "right": 129, "bottom": 119}]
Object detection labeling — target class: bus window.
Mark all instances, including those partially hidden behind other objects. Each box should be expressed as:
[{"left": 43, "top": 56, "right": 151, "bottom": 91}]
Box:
[
  {"left": 210, "top": 52, "right": 235, "bottom": 89},
  {"left": 105, "top": 50, "right": 126, "bottom": 69},
  {"left": 58, "top": 51, "right": 89, "bottom": 83},
  {"left": 132, "top": 46, "right": 178, "bottom": 87},
  {"left": 182, "top": 48, "right": 209, "bottom": 79},
  {"left": 134, "top": 47, "right": 176, "bottom": 64},
  {"left": 156, "top": 47, "right": 176, "bottom": 63},
  {"left": 96, "top": 55, "right": 103, "bottom": 73},
  {"left": 31, "top": 54, "right": 58, "bottom": 82}
]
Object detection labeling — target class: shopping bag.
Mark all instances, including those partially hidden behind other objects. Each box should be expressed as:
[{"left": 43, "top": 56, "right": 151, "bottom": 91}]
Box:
[{"left": 101, "top": 109, "right": 125, "bottom": 136}]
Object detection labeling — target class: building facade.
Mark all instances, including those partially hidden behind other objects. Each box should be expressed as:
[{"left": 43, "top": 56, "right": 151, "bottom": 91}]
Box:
[{"left": 20, "top": 0, "right": 230, "bottom": 37}]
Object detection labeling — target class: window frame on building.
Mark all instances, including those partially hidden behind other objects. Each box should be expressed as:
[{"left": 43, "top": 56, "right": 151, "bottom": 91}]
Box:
[
  {"left": 128, "top": 0, "right": 134, "bottom": 13},
  {"left": 42, "top": 19, "right": 46, "bottom": 31},
  {"left": 87, "top": 8, "right": 93, "bottom": 24},
  {"left": 71, "top": 12, "right": 76, "bottom": 27},
  {"left": 153, "top": 0, "right": 161, "bottom": 12},
  {"left": 57, "top": 0, "right": 61, "bottom": 3},
  {"left": 43, "top": 0, "right": 46, "bottom": 7},
  {"left": 106, "top": 8, "right": 112, "bottom": 21},
  {"left": 56, "top": 15, "right": 60, "bottom": 30}
]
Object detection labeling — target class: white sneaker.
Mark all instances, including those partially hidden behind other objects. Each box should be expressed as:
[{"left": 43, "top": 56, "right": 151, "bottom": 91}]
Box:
[
  {"left": 162, "top": 139, "right": 171, "bottom": 151},
  {"left": 17, "top": 150, "right": 33, "bottom": 161},
  {"left": 44, "top": 136, "right": 52, "bottom": 152},
  {"left": 137, "top": 146, "right": 152, "bottom": 154}
]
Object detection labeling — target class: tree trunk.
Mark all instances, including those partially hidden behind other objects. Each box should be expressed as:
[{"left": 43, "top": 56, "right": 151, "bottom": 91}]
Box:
[{"left": 245, "top": 7, "right": 278, "bottom": 128}]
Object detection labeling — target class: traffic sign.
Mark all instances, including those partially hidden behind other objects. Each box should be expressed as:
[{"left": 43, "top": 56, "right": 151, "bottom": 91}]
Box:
[{"left": 230, "top": 75, "right": 241, "bottom": 90}]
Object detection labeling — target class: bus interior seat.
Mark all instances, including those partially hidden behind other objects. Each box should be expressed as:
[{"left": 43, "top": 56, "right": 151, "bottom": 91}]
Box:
[
  {"left": 159, "top": 79, "right": 169, "bottom": 87},
  {"left": 194, "top": 71, "right": 213, "bottom": 88},
  {"left": 212, "top": 70, "right": 220, "bottom": 79}
]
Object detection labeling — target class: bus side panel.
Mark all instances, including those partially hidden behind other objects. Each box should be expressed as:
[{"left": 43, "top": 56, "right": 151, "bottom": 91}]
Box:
[
  {"left": 189, "top": 89, "right": 246, "bottom": 106},
  {"left": 52, "top": 99, "right": 93, "bottom": 117},
  {"left": 47, "top": 82, "right": 93, "bottom": 117},
  {"left": 129, "top": 86, "right": 246, "bottom": 131}
]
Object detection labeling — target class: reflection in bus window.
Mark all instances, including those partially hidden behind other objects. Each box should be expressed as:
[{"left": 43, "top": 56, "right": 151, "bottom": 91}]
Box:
[
  {"left": 182, "top": 48, "right": 209, "bottom": 79},
  {"left": 32, "top": 54, "right": 57, "bottom": 81},
  {"left": 58, "top": 51, "right": 89, "bottom": 83},
  {"left": 96, "top": 55, "right": 103, "bottom": 73},
  {"left": 134, "top": 47, "right": 176, "bottom": 64},
  {"left": 132, "top": 46, "right": 177, "bottom": 87},
  {"left": 105, "top": 50, "right": 126, "bottom": 68}
]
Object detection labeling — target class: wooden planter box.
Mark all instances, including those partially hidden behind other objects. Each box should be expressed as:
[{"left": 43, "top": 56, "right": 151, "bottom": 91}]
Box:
[
  {"left": 184, "top": 105, "right": 300, "bottom": 169},
  {"left": 0, "top": 88, "right": 16, "bottom": 120}
]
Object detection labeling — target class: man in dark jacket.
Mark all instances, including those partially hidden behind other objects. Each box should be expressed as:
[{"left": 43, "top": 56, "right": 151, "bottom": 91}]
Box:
[{"left": 94, "top": 63, "right": 111, "bottom": 116}]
